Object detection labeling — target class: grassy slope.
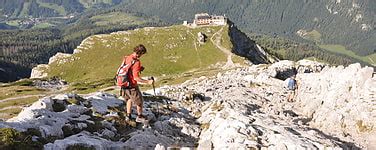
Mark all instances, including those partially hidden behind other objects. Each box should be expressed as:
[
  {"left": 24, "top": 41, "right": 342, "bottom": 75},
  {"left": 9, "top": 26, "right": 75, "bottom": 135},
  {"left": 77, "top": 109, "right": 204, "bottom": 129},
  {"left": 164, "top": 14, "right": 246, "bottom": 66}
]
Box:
[
  {"left": 304, "top": 30, "right": 321, "bottom": 42},
  {"left": 0, "top": 96, "right": 40, "bottom": 120},
  {"left": 19, "top": 2, "right": 31, "bottom": 17},
  {"left": 297, "top": 29, "right": 374, "bottom": 66},
  {"left": 0, "top": 107, "right": 22, "bottom": 120},
  {"left": 319, "top": 44, "right": 376, "bottom": 66},
  {"left": 32, "top": 22, "right": 55, "bottom": 29},
  {"left": 79, "top": 0, "right": 113, "bottom": 8},
  {"left": 0, "top": 80, "right": 48, "bottom": 120},
  {"left": 36, "top": 0, "right": 67, "bottom": 16},
  {"left": 6, "top": 20, "right": 20, "bottom": 27},
  {"left": 0, "top": 96, "right": 39, "bottom": 109},
  {"left": 46, "top": 25, "right": 231, "bottom": 92}
]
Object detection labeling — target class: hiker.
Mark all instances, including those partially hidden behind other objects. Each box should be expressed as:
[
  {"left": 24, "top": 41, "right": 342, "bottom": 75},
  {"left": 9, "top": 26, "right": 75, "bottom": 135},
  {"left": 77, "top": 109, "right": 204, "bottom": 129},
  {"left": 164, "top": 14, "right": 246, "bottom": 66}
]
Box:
[
  {"left": 285, "top": 75, "right": 298, "bottom": 102},
  {"left": 118, "top": 44, "right": 154, "bottom": 123}
]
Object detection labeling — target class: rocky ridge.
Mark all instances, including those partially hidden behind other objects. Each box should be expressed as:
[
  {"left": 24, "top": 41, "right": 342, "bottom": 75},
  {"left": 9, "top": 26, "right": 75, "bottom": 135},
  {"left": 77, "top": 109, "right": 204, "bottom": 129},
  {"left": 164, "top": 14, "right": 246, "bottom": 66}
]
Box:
[{"left": 1, "top": 60, "right": 375, "bottom": 149}]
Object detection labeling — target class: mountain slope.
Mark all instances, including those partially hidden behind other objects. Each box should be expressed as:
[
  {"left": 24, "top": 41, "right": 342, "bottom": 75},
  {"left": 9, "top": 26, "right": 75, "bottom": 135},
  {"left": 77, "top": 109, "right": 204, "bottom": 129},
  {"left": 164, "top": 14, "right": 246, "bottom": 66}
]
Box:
[
  {"left": 117, "top": 0, "right": 375, "bottom": 57},
  {"left": 0, "top": 10, "right": 162, "bottom": 82},
  {"left": 2, "top": 0, "right": 373, "bottom": 56},
  {"left": 31, "top": 24, "right": 254, "bottom": 93},
  {"left": 0, "top": 23, "right": 268, "bottom": 121},
  {"left": 0, "top": 0, "right": 122, "bottom": 18}
]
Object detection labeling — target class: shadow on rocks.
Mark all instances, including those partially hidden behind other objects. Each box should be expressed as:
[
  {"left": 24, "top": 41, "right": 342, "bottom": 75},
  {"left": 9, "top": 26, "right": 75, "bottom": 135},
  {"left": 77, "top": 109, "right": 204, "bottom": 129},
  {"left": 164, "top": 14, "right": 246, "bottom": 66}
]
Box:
[
  {"left": 306, "top": 127, "right": 361, "bottom": 149},
  {"left": 156, "top": 123, "right": 199, "bottom": 148},
  {"left": 245, "top": 103, "right": 262, "bottom": 115},
  {"left": 143, "top": 95, "right": 200, "bottom": 148}
]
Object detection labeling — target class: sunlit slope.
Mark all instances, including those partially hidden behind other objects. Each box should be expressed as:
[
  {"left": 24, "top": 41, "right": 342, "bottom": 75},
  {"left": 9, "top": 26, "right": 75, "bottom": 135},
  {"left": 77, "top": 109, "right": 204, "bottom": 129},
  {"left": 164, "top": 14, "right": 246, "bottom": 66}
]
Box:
[{"left": 46, "top": 25, "right": 232, "bottom": 86}]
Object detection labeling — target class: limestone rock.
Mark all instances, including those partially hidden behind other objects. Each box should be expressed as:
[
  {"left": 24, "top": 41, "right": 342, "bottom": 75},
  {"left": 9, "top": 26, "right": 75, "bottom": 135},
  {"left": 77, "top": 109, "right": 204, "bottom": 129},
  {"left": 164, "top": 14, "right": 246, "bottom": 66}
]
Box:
[
  {"left": 4, "top": 59, "right": 375, "bottom": 149},
  {"left": 48, "top": 52, "right": 73, "bottom": 65},
  {"left": 155, "top": 62, "right": 371, "bottom": 149},
  {"left": 294, "top": 63, "right": 375, "bottom": 146},
  {"left": 30, "top": 64, "right": 49, "bottom": 79},
  {"left": 44, "top": 131, "right": 127, "bottom": 150},
  {"left": 124, "top": 130, "right": 174, "bottom": 149},
  {"left": 1, "top": 91, "right": 201, "bottom": 149},
  {"left": 296, "top": 59, "right": 326, "bottom": 73}
]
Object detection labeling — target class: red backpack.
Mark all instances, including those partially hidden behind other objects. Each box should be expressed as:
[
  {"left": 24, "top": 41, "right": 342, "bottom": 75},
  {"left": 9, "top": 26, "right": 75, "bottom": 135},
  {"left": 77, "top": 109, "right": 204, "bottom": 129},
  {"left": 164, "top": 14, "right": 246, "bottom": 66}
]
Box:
[{"left": 115, "top": 56, "right": 137, "bottom": 88}]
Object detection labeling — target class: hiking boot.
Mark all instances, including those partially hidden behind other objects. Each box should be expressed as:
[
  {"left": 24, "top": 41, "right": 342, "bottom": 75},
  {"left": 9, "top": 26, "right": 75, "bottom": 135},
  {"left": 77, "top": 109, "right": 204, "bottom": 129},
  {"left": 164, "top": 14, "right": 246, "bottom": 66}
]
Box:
[
  {"left": 125, "top": 114, "right": 132, "bottom": 122},
  {"left": 135, "top": 114, "right": 148, "bottom": 123}
]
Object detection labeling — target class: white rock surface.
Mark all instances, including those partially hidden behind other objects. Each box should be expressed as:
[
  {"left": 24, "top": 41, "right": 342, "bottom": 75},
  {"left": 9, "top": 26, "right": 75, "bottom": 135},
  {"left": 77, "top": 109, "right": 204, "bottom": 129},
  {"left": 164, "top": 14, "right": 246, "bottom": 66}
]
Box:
[
  {"left": 293, "top": 63, "right": 376, "bottom": 147},
  {"left": 5, "top": 60, "right": 376, "bottom": 149},
  {"left": 30, "top": 64, "right": 49, "bottom": 79},
  {"left": 156, "top": 62, "right": 373, "bottom": 149},
  {"left": 0, "top": 92, "right": 199, "bottom": 149},
  {"left": 85, "top": 92, "right": 123, "bottom": 115},
  {"left": 48, "top": 52, "right": 73, "bottom": 65},
  {"left": 44, "top": 131, "right": 128, "bottom": 150}
]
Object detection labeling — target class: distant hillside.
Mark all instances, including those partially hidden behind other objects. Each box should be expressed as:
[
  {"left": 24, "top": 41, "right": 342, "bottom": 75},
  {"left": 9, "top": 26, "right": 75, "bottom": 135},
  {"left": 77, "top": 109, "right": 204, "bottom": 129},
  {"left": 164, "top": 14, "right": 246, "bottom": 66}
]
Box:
[
  {"left": 0, "top": 10, "right": 164, "bottom": 82},
  {"left": 116, "top": 0, "right": 375, "bottom": 58},
  {"left": 0, "top": 0, "right": 122, "bottom": 18},
  {"left": 1, "top": 0, "right": 374, "bottom": 57},
  {"left": 0, "top": 61, "right": 30, "bottom": 83}
]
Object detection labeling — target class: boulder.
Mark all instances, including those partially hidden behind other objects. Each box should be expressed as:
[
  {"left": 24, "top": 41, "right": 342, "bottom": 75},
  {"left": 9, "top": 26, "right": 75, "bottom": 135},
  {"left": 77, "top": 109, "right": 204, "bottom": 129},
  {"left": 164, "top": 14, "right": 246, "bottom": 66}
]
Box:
[
  {"left": 44, "top": 131, "right": 128, "bottom": 150},
  {"left": 294, "top": 63, "right": 375, "bottom": 146},
  {"left": 30, "top": 64, "right": 49, "bottom": 79},
  {"left": 48, "top": 52, "right": 72, "bottom": 65}
]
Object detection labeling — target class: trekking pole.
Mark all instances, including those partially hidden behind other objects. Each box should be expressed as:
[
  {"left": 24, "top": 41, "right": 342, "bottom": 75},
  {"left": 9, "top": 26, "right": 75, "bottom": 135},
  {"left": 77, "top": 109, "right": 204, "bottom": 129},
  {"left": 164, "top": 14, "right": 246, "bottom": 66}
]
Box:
[{"left": 151, "top": 77, "right": 159, "bottom": 118}]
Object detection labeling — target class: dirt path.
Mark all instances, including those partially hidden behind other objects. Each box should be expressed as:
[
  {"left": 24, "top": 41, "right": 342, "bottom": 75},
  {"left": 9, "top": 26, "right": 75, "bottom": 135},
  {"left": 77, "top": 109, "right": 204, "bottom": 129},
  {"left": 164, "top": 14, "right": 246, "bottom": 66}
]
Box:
[
  {"left": 210, "top": 26, "right": 234, "bottom": 68},
  {"left": 0, "top": 84, "right": 68, "bottom": 104},
  {"left": 0, "top": 106, "right": 22, "bottom": 111},
  {"left": 0, "top": 94, "right": 44, "bottom": 103},
  {"left": 367, "top": 57, "right": 375, "bottom": 66}
]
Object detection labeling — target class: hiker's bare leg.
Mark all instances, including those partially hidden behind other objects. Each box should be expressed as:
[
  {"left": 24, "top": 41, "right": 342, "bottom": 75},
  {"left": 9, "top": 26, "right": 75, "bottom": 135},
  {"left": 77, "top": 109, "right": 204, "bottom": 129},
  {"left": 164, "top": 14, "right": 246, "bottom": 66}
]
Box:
[
  {"left": 287, "top": 93, "right": 292, "bottom": 102},
  {"left": 136, "top": 104, "right": 143, "bottom": 116},
  {"left": 291, "top": 91, "right": 296, "bottom": 102},
  {"left": 126, "top": 99, "right": 132, "bottom": 115}
]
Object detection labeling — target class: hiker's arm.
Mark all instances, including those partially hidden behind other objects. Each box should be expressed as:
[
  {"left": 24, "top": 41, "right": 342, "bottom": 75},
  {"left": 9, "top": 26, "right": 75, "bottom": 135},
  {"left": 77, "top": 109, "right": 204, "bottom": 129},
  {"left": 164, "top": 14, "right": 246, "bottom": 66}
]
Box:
[
  {"left": 135, "top": 77, "right": 153, "bottom": 85},
  {"left": 132, "top": 62, "right": 153, "bottom": 85}
]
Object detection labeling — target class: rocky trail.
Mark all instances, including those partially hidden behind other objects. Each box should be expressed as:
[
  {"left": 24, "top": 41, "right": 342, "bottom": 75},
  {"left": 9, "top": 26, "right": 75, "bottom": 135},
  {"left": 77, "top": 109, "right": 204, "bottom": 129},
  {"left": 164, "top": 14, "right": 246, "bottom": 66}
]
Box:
[{"left": 0, "top": 60, "right": 375, "bottom": 149}]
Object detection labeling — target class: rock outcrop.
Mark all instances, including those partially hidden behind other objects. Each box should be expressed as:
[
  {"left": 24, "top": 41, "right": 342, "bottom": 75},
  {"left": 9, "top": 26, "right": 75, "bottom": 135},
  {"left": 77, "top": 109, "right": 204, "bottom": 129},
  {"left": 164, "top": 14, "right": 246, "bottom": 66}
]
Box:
[
  {"left": 0, "top": 92, "right": 198, "bottom": 149},
  {"left": 30, "top": 53, "right": 74, "bottom": 79},
  {"left": 2, "top": 61, "right": 375, "bottom": 149},
  {"left": 293, "top": 63, "right": 376, "bottom": 147},
  {"left": 32, "top": 77, "right": 67, "bottom": 90},
  {"left": 30, "top": 64, "right": 49, "bottom": 79},
  {"left": 156, "top": 64, "right": 368, "bottom": 149},
  {"left": 229, "top": 22, "right": 278, "bottom": 65},
  {"left": 266, "top": 59, "right": 327, "bottom": 80}
]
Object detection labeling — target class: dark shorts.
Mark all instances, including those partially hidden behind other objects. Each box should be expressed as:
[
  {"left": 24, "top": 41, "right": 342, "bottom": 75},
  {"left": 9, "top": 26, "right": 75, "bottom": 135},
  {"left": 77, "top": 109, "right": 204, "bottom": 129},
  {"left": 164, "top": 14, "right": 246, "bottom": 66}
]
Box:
[{"left": 122, "top": 86, "right": 143, "bottom": 106}]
